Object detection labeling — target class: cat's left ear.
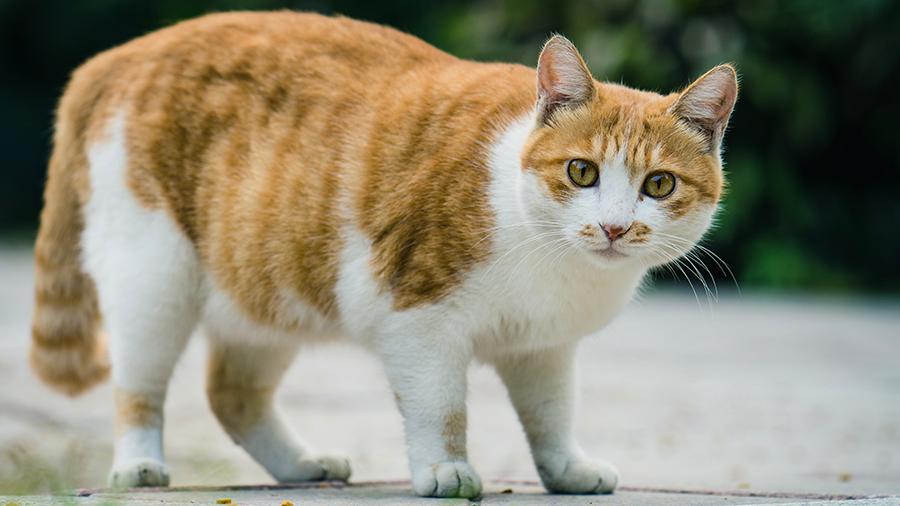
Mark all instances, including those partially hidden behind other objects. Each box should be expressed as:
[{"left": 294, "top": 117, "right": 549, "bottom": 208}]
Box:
[
  {"left": 536, "top": 35, "right": 597, "bottom": 124},
  {"left": 669, "top": 65, "right": 738, "bottom": 154}
]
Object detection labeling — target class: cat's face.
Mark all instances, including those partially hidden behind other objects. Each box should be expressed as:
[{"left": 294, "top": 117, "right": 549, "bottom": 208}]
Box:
[
  {"left": 520, "top": 86, "right": 724, "bottom": 269},
  {"left": 519, "top": 37, "right": 736, "bottom": 270}
]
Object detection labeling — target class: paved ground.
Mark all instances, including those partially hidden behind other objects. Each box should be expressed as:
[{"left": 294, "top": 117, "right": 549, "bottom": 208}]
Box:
[
  {"left": 4, "top": 481, "right": 900, "bottom": 506},
  {"left": 1, "top": 243, "right": 899, "bottom": 502}
]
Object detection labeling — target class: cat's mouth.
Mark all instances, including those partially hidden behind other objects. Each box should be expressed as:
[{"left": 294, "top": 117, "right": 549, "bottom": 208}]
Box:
[{"left": 587, "top": 245, "right": 629, "bottom": 260}]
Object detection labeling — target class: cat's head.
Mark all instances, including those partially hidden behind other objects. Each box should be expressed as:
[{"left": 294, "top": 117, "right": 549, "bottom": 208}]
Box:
[{"left": 519, "top": 35, "right": 737, "bottom": 270}]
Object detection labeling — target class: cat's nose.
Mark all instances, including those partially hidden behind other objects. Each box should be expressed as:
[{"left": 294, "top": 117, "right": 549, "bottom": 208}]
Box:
[{"left": 601, "top": 223, "right": 631, "bottom": 242}]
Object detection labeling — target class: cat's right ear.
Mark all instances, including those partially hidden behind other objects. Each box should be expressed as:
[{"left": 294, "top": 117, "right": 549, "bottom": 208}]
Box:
[
  {"left": 668, "top": 65, "right": 738, "bottom": 154},
  {"left": 536, "top": 35, "right": 597, "bottom": 125}
]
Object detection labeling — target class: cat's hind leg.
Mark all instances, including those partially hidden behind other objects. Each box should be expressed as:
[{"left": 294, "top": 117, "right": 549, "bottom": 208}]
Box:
[
  {"left": 81, "top": 111, "right": 202, "bottom": 488},
  {"left": 204, "top": 337, "right": 351, "bottom": 483},
  {"left": 95, "top": 217, "right": 201, "bottom": 488},
  {"left": 493, "top": 344, "right": 618, "bottom": 494}
]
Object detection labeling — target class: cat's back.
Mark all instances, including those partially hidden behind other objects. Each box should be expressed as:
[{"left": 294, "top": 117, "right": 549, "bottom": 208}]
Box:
[
  {"left": 75, "top": 11, "right": 452, "bottom": 85},
  {"left": 63, "top": 11, "right": 457, "bottom": 147}
]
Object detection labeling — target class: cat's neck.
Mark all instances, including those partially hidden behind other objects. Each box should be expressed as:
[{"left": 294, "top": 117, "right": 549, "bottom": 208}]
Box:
[
  {"left": 462, "top": 114, "right": 645, "bottom": 351},
  {"left": 487, "top": 113, "right": 536, "bottom": 241}
]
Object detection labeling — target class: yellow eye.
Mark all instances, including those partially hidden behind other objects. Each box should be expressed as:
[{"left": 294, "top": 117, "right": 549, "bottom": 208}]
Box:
[
  {"left": 567, "top": 159, "right": 599, "bottom": 187},
  {"left": 643, "top": 171, "right": 676, "bottom": 198}
]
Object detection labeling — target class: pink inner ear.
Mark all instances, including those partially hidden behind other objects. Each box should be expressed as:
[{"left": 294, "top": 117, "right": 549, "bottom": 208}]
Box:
[
  {"left": 675, "top": 66, "right": 737, "bottom": 129},
  {"left": 536, "top": 37, "right": 594, "bottom": 106},
  {"left": 537, "top": 59, "right": 560, "bottom": 100},
  {"left": 707, "top": 70, "right": 737, "bottom": 123},
  {"left": 716, "top": 84, "right": 737, "bottom": 123}
]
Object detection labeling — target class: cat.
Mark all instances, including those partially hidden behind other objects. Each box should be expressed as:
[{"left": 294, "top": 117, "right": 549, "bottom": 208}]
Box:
[{"left": 30, "top": 11, "right": 736, "bottom": 498}]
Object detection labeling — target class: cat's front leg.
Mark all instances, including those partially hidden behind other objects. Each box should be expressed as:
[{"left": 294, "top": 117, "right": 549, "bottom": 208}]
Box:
[
  {"left": 493, "top": 344, "right": 618, "bottom": 494},
  {"left": 380, "top": 338, "right": 481, "bottom": 498}
]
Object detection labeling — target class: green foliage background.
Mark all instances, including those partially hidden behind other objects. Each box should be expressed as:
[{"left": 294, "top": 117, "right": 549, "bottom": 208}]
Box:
[{"left": 1, "top": 0, "right": 898, "bottom": 292}]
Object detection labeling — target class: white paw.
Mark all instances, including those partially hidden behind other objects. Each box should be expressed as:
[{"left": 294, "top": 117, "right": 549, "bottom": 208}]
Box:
[
  {"left": 107, "top": 458, "right": 170, "bottom": 488},
  {"left": 540, "top": 459, "right": 618, "bottom": 494},
  {"left": 275, "top": 455, "right": 352, "bottom": 483},
  {"left": 317, "top": 455, "right": 352, "bottom": 481},
  {"left": 411, "top": 461, "right": 482, "bottom": 498}
]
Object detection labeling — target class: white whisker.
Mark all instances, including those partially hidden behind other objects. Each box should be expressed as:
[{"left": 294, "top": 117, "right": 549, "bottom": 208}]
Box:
[
  {"left": 653, "top": 231, "right": 740, "bottom": 296},
  {"left": 480, "top": 230, "right": 563, "bottom": 283},
  {"left": 469, "top": 220, "right": 561, "bottom": 251},
  {"left": 657, "top": 242, "right": 715, "bottom": 312},
  {"left": 505, "top": 236, "right": 569, "bottom": 290}
]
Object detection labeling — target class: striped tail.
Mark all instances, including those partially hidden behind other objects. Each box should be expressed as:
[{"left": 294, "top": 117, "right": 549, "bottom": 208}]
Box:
[{"left": 30, "top": 107, "right": 109, "bottom": 396}]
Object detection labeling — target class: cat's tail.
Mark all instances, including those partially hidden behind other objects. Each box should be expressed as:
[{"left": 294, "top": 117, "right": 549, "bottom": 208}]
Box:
[{"left": 30, "top": 98, "right": 109, "bottom": 397}]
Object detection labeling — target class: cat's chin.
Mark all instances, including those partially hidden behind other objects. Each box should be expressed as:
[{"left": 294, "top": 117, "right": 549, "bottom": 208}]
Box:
[
  {"left": 591, "top": 247, "right": 628, "bottom": 260},
  {"left": 581, "top": 245, "right": 634, "bottom": 267}
]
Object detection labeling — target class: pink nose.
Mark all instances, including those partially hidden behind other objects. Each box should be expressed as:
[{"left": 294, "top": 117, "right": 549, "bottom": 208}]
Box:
[{"left": 602, "top": 223, "right": 630, "bottom": 242}]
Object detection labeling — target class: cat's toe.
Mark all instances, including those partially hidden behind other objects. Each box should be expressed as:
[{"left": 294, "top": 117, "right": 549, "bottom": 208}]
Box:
[
  {"left": 107, "top": 458, "right": 170, "bottom": 488},
  {"left": 411, "top": 461, "right": 482, "bottom": 498},
  {"left": 318, "top": 454, "right": 352, "bottom": 481},
  {"left": 277, "top": 455, "right": 352, "bottom": 483},
  {"left": 541, "top": 459, "right": 618, "bottom": 494}
]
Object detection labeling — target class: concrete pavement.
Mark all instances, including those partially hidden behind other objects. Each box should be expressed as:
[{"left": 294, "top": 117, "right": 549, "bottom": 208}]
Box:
[
  {"left": 1, "top": 243, "right": 899, "bottom": 502},
  {"left": 2, "top": 481, "right": 900, "bottom": 506}
]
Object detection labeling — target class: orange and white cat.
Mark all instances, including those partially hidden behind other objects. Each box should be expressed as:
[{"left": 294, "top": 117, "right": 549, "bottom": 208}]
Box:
[{"left": 30, "top": 11, "right": 736, "bottom": 497}]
